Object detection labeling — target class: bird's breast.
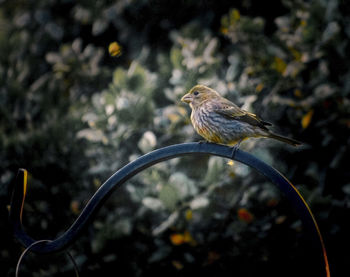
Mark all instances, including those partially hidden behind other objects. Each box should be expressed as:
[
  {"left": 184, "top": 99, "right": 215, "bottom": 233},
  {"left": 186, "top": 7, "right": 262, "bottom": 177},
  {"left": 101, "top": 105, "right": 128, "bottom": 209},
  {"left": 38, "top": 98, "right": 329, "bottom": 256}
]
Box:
[{"left": 191, "top": 107, "right": 222, "bottom": 142}]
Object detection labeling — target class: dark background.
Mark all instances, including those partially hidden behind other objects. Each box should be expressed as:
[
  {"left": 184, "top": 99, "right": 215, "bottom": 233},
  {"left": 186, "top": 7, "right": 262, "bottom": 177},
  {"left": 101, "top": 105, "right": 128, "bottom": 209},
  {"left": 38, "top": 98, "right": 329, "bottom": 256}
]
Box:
[{"left": 1, "top": 0, "right": 349, "bottom": 276}]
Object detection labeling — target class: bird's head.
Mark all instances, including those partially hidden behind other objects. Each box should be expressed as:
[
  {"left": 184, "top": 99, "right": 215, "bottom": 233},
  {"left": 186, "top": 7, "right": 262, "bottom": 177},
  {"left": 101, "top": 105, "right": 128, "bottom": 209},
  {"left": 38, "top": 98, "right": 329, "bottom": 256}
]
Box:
[{"left": 181, "top": 85, "right": 219, "bottom": 108}]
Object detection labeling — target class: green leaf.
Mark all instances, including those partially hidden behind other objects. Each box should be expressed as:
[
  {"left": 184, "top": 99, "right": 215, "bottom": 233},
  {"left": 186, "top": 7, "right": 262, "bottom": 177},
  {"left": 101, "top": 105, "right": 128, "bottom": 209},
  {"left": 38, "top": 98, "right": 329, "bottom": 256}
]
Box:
[
  {"left": 159, "top": 184, "right": 179, "bottom": 210},
  {"left": 170, "top": 48, "right": 183, "bottom": 69}
]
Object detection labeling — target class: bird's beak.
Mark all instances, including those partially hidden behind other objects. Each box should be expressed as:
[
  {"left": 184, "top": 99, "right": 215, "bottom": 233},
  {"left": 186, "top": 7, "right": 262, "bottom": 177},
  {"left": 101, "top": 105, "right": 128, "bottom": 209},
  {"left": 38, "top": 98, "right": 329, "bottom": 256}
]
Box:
[{"left": 181, "top": 93, "right": 192, "bottom": 103}]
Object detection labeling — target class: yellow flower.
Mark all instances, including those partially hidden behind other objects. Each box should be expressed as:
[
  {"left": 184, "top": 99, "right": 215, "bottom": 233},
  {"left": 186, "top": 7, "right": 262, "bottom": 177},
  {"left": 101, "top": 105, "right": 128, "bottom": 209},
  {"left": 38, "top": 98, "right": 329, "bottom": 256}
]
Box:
[
  {"left": 170, "top": 231, "right": 196, "bottom": 246},
  {"left": 170, "top": 233, "right": 184, "bottom": 245},
  {"left": 108, "top": 41, "right": 122, "bottom": 57},
  {"left": 230, "top": 9, "right": 240, "bottom": 22},
  {"left": 272, "top": 57, "right": 287, "bottom": 74},
  {"left": 237, "top": 208, "right": 254, "bottom": 223},
  {"left": 70, "top": 200, "right": 80, "bottom": 215},
  {"left": 255, "top": 83, "right": 264, "bottom": 93},
  {"left": 227, "top": 160, "right": 234, "bottom": 166},
  {"left": 185, "top": 209, "right": 193, "bottom": 221},
  {"left": 301, "top": 109, "right": 314, "bottom": 129},
  {"left": 294, "top": 89, "right": 303, "bottom": 98}
]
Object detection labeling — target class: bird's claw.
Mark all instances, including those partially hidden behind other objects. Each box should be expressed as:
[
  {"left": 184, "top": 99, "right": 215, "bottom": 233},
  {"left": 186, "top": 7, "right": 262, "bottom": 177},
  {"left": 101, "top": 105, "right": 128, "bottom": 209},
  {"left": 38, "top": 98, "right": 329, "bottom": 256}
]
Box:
[
  {"left": 231, "top": 145, "right": 239, "bottom": 159},
  {"left": 230, "top": 140, "right": 242, "bottom": 159}
]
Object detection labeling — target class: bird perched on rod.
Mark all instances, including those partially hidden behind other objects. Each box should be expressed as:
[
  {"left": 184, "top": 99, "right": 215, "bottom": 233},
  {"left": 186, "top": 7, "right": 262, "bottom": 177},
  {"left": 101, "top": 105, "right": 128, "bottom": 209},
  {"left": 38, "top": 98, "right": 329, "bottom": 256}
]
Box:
[{"left": 181, "top": 85, "right": 301, "bottom": 147}]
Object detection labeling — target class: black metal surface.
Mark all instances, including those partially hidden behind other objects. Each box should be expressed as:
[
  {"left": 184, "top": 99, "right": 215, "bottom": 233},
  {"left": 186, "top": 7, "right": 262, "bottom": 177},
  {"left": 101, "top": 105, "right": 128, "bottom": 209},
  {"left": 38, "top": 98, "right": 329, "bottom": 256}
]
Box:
[{"left": 9, "top": 142, "right": 329, "bottom": 275}]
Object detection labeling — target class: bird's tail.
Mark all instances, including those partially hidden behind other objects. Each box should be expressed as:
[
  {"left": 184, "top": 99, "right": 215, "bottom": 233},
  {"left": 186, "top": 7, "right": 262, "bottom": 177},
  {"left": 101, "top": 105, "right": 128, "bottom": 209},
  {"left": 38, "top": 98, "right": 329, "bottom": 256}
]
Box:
[{"left": 267, "top": 132, "right": 302, "bottom": 146}]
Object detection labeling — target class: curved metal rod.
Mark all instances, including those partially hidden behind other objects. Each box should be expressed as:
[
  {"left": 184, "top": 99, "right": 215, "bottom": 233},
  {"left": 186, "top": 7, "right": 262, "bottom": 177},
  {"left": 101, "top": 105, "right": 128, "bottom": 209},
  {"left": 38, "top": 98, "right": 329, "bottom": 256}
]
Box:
[
  {"left": 15, "top": 240, "right": 79, "bottom": 277},
  {"left": 10, "top": 142, "right": 330, "bottom": 276}
]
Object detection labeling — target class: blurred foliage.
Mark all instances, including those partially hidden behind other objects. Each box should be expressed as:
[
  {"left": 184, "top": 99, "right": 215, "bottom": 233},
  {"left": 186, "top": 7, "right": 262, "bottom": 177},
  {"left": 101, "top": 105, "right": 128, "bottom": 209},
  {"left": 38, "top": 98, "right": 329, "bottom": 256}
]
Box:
[{"left": 1, "top": 0, "right": 349, "bottom": 276}]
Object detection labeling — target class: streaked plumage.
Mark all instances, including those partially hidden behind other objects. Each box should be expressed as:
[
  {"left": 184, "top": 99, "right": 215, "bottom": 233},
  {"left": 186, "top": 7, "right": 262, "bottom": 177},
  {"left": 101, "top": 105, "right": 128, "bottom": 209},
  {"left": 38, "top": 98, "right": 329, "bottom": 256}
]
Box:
[{"left": 181, "top": 85, "right": 301, "bottom": 146}]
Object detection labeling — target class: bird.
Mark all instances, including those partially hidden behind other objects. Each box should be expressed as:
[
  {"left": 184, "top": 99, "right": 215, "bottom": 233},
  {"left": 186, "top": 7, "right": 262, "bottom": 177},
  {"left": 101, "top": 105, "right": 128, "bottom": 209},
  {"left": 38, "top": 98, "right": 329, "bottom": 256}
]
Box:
[{"left": 181, "top": 85, "right": 301, "bottom": 148}]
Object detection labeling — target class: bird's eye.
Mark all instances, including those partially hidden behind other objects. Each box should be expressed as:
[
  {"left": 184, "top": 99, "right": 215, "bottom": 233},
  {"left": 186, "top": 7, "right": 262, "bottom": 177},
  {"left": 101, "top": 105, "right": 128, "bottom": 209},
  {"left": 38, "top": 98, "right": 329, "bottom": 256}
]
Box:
[{"left": 193, "top": 91, "right": 199, "bottom": 96}]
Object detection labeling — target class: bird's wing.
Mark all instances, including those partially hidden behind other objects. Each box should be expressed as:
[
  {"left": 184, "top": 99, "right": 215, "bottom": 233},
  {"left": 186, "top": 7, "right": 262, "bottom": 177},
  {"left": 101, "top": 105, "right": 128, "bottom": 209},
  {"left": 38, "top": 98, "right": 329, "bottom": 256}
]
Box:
[{"left": 213, "top": 100, "right": 271, "bottom": 130}]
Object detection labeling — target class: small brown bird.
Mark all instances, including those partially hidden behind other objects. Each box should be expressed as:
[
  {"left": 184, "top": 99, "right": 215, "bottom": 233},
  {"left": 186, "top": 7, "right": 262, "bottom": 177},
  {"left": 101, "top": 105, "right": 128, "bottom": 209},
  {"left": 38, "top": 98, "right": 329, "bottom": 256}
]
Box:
[{"left": 181, "top": 85, "right": 301, "bottom": 147}]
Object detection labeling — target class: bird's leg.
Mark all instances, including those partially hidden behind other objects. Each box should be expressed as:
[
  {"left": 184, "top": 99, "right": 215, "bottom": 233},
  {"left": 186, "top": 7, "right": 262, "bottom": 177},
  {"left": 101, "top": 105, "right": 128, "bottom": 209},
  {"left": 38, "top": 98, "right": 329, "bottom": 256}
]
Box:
[
  {"left": 198, "top": 139, "right": 209, "bottom": 144},
  {"left": 230, "top": 139, "right": 242, "bottom": 159}
]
